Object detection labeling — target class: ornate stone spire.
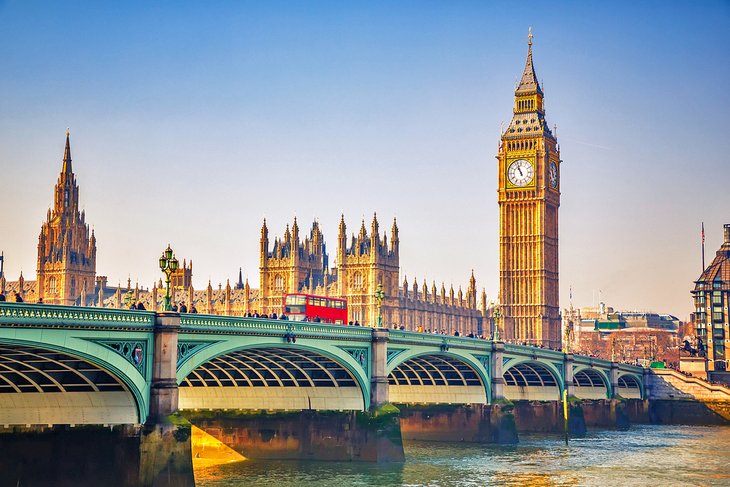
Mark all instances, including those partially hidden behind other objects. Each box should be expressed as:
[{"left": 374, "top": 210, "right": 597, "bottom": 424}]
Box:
[
  {"left": 338, "top": 214, "right": 346, "bottom": 238},
  {"left": 516, "top": 27, "right": 542, "bottom": 95},
  {"left": 292, "top": 217, "right": 300, "bottom": 243},
  {"left": 62, "top": 128, "right": 73, "bottom": 176},
  {"left": 236, "top": 267, "right": 244, "bottom": 290}
]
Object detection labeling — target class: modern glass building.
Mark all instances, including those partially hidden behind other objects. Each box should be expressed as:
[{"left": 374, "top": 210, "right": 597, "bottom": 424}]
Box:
[{"left": 693, "top": 224, "right": 730, "bottom": 371}]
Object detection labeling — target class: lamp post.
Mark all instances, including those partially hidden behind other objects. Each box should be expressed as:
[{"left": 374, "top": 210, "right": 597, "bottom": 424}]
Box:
[
  {"left": 374, "top": 283, "right": 385, "bottom": 328},
  {"left": 493, "top": 306, "right": 501, "bottom": 341},
  {"left": 158, "top": 244, "right": 179, "bottom": 312},
  {"left": 611, "top": 336, "right": 616, "bottom": 362}
]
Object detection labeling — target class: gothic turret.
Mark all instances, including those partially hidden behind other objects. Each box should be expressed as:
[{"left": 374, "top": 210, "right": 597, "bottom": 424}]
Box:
[
  {"left": 36, "top": 130, "right": 96, "bottom": 305},
  {"left": 291, "top": 217, "right": 300, "bottom": 262},
  {"left": 390, "top": 218, "right": 399, "bottom": 256},
  {"left": 468, "top": 270, "right": 477, "bottom": 309},
  {"left": 338, "top": 214, "right": 347, "bottom": 263},
  {"left": 236, "top": 267, "right": 244, "bottom": 290}
]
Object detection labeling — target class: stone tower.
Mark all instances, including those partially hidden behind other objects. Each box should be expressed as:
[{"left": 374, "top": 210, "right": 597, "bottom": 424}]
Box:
[
  {"left": 337, "top": 213, "right": 400, "bottom": 325},
  {"left": 36, "top": 130, "right": 97, "bottom": 305},
  {"left": 497, "top": 30, "right": 561, "bottom": 347},
  {"left": 259, "top": 218, "right": 328, "bottom": 315}
]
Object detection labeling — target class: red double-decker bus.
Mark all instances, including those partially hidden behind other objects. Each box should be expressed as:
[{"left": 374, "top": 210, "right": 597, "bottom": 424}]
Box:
[{"left": 283, "top": 293, "right": 347, "bottom": 324}]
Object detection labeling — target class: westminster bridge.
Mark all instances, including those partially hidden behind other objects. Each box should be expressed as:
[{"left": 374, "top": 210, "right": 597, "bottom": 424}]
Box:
[
  {"left": 0, "top": 302, "right": 645, "bottom": 426},
  {"left": 0, "top": 302, "right": 670, "bottom": 485}
]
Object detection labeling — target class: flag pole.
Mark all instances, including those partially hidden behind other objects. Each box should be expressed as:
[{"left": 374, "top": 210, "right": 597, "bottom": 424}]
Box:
[{"left": 702, "top": 222, "right": 706, "bottom": 272}]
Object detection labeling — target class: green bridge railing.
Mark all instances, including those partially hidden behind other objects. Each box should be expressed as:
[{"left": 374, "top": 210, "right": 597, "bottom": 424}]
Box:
[
  {"left": 179, "top": 313, "right": 373, "bottom": 339},
  {"left": 0, "top": 302, "right": 154, "bottom": 328},
  {"left": 0, "top": 302, "right": 645, "bottom": 374}
]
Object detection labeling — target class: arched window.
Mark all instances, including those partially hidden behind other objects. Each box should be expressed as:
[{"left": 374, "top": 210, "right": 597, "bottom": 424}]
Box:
[
  {"left": 354, "top": 272, "right": 363, "bottom": 290},
  {"left": 48, "top": 277, "right": 57, "bottom": 294},
  {"left": 274, "top": 275, "right": 284, "bottom": 291}
]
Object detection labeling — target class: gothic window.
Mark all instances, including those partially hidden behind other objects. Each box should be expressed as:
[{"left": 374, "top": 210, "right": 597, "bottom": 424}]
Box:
[
  {"left": 70, "top": 277, "right": 76, "bottom": 296},
  {"left": 274, "top": 275, "right": 284, "bottom": 291},
  {"left": 354, "top": 272, "right": 363, "bottom": 290},
  {"left": 48, "top": 277, "right": 57, "bottom": 294}
]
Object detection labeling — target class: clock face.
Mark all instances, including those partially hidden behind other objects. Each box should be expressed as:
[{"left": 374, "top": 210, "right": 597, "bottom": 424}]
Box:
[
  {"left": 507, "top": 159, "right": 534, "bottom": 187},
  {"left": 549, "top": 162, "right": 558, "bottom": 189}
]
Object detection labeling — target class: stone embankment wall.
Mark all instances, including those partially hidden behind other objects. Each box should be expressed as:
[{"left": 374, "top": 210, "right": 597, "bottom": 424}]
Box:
[
  {"left": 649, "top": 369, "right": 730, "bottom": 402},
  {"left": 647, "top": 369, "right": 730, "bottom": 424}
]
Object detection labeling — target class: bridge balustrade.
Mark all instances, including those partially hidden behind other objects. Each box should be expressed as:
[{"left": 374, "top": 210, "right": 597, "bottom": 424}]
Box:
[{"left": 0, "top": 303, "right": 646, "bottom": 426}]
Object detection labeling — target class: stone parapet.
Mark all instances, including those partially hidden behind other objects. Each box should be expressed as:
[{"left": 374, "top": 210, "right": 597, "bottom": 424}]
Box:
[{"left": 648, "top": 369, "right": 730, "bottom": 402}]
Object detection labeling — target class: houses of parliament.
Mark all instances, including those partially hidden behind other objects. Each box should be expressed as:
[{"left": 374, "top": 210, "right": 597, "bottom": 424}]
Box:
[{"left": 1, "top": 32, "right": 561, "bottom": 345}]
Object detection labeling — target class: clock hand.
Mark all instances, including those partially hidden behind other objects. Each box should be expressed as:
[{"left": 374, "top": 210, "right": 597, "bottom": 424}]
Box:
[{"left": 518, "top": 167, "right": 523, "bottom": 177}]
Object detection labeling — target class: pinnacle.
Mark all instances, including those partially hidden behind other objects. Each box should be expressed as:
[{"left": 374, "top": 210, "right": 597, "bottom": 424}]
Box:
[
  {"left": 516, "top": 29, "right": 542, "bottom": 95},
  {"left": 62, "top": 129, "right": 73, "bottom": 176}
]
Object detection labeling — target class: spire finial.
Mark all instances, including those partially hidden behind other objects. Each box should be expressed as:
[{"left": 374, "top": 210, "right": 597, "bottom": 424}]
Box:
[
  {"left": 66, "top": 127, "right": 70, "bottom": 137},
  {"left": 62, "top": 129, "right": 73, "bottom": 175},
  {"left": 516, "top": 27, "right": 542, "bottom": 95}
]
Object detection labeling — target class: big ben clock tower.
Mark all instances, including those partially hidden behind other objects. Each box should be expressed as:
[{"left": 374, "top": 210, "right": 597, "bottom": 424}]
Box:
[{"left": 497, "top": 29, "right": 561, "bottom": 347}]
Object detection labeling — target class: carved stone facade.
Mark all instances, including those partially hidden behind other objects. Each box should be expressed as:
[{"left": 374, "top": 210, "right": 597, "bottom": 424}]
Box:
[
  {"left": 35, "top": 131, "right": 97, "bottom": 305},
  {"left": 497, "top": 31, "right": 561, "bottom": 347},
  {"left": 171, "top": 259, "right": 193, "bottom": 289},
  {"left": 259, "top": 218, "right": 328, "bottom": 316},
  {"left": 258, "top": 214, "right": 486, "bottom": 334}
]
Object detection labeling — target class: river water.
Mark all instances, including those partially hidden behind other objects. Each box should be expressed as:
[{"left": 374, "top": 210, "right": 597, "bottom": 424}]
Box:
[{"left": 194, "top": 425, "right": 730, "bottom": 486}]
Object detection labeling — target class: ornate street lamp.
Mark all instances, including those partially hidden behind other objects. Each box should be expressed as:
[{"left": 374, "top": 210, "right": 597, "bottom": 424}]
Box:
[
  {"left": 159, "top": 244, "right": 179, "bottom": 311},
  {"left": 374, "top": 283, "right": 385, "bottom": 328}
]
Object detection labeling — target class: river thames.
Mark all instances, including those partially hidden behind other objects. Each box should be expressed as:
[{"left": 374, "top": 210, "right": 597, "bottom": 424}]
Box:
[{"left": 194, "top": 425, "right": 730, "bottom": 486}]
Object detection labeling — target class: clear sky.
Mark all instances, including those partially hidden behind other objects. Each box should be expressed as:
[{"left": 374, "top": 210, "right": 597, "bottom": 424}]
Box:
[{"left": 1, "top": 1, "right": 728, "bottom": 319}]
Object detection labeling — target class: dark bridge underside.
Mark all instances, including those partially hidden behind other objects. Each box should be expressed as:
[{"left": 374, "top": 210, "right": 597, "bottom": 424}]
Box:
[
  {"left": 0, "top": 345, "right": 126, "bottom": 393},
  {"left": 574, "top": 368, "right": 609, "bottom": 399},
  {"left": 504, "top": 362, "right": 560, "bottom": 401},
  {"left": 0, "top": 344, "right": 137, "bottom": 425},
  {"left": 179, "top": 347, "right": 364, "bottom": 410},
  {"left": 618, "top": 374, "right": 642, "bottom": 398},
  {"left": 388, "top": 354, "right": 487, "bottom": 404}
]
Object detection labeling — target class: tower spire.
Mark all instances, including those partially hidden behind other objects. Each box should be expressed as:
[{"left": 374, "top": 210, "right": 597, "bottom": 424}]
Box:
[
  {"left": 62, "top": 128, "right": 73, "bottom": 176},
  {"left": 516, "top": 27, "right": 542, "bottom": 95}
]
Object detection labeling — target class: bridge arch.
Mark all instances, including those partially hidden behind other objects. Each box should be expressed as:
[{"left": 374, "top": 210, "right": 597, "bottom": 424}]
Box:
[
  {"left": 177, "top": 341, "right": 370, "bottom": 411},
  {"left": 573, "top": 366, "right": 611, "bottom": 399},
  {"left": 386, "top": 351, "right": 491, "bottom": 404},
  {"left": 503, "top": 359, "right": 563, "bottom": 401},
  {"left": 617, "top": 372, "right": 644, "bottom": 399},
  {"left": 0, "top": 338, "right": 147, "bottom": 425}
]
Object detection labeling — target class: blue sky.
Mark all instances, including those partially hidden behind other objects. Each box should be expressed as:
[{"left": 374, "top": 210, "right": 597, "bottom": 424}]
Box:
[{"left": 1, "top": 1, "right": 729, "bottom": 318}]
